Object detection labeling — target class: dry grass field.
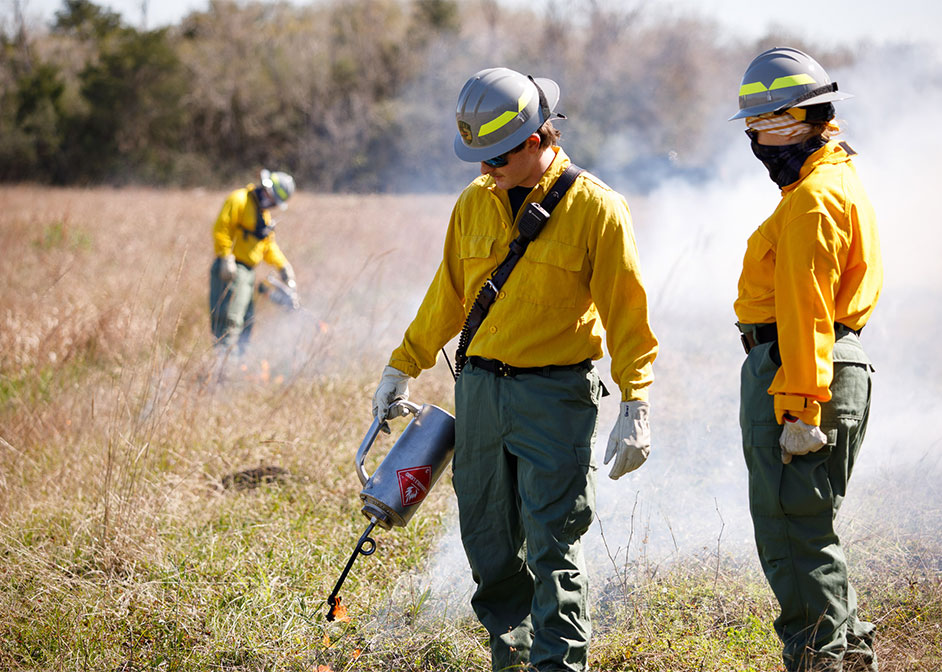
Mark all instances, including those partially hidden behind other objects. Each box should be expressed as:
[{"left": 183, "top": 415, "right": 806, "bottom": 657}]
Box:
[{"left": 1, "top": 184, "right": 940, "bottom": 671}]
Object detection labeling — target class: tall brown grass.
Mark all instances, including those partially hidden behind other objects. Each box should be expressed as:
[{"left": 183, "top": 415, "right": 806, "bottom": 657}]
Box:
[
  {"left": 0, "top": 184, "right": 465, "bottom": 668},
  {"left": 0, "top": 185, "right": 939, "bottom": 671}
]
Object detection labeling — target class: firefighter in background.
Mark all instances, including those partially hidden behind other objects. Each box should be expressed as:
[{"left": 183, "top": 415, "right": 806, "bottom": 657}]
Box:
[
  {"left": 731, "top": 47, "right": 882, "bottom": 671},
  {"left": 371, "top": 68, "right": 657, "bottom": 672},
  {"left": 210, "top": 169, "right": 298, "bottom": 354}
]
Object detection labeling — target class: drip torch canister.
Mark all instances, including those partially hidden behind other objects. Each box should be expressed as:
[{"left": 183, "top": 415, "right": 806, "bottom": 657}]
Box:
[{"left": 325, "top": 400, "right": 455, "bottom": 621}]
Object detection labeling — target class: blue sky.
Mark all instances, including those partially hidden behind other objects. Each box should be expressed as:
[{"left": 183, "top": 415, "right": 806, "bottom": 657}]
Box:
[{"left": 7, "top": 0, "right": 942, "bottom": 49}]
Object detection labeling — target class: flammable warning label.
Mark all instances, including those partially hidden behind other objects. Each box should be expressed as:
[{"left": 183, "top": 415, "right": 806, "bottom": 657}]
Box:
[{"left": 397, "top": 466, "right": 432, "bottom": 507}]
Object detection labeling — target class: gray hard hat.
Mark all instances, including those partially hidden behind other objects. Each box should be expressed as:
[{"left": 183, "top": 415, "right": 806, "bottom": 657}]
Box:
[
  {"left": 730, "top": 47, "right": 852, "bottom": 120},
  {"left": 260, "top": 169, "right": 295, "bottom": 208},
  {"left": 454, "top": 67, "right": 563, "bottom": 163}
]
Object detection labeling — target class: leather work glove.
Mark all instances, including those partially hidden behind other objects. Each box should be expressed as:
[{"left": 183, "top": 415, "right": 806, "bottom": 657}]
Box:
[
  {"left": 278, "top": 264, "right": 300, "bottom": 309},
  {"left": 779, "top": 414, "right": 827, "bottom": 464},
  {"left": 219, "top": 254, "right": 237, "bottom": 283},
  {"left": 371, "top": 365, "right": 411, "bottom": 426},
  {"left": 279, "top": 262, "right": 296, "bottom": 289},
  {"left": 604, "top": 400, "right": 651, "bottom": 480}
]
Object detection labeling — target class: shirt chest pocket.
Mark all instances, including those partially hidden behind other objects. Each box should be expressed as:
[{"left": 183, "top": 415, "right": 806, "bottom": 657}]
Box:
[
  {"left": 745, "top": 230, "right": 774, "bottom": 266},
  {"left": 458, "top": 235, "right": 497, "bottom": 296},
  {"left": 516, "top": 239, "right": 587, "bottom": 308},
  {"left": 741, "top": 231, "right": 775, "bottom": 296}
]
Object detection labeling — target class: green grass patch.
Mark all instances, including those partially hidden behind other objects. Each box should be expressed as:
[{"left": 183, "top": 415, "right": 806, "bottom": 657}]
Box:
[{"left": 32, "top": 218, "right": 93, "bottom": 252}]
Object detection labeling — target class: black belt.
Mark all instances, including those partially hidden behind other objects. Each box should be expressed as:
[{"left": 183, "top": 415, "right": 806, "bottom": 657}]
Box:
[
  {"left": 738, "top": 322, "right": 861, "bottom": 354},
  {"left": 468, "top": 356, "right": 592, "bottom": 378},
  {"left": 739, "top": 323, "right": 778, "bottom": 353}
]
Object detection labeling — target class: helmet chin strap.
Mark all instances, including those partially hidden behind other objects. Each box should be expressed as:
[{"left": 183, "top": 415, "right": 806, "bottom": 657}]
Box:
[{"left": 772, "top": 82, "right": 839, "bottom": 114}]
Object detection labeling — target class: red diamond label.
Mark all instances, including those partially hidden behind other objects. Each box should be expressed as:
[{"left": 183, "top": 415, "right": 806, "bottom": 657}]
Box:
[{"left": 397, "top": 466, "right": 432, "bottom": 507}]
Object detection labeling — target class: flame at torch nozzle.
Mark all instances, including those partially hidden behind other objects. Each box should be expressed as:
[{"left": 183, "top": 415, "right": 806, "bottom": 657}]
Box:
[{"left": 326, "top": 596, "right": 349, "bottom": 622}]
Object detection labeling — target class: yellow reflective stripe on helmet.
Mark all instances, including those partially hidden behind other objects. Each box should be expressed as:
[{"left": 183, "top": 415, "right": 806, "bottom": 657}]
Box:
[
  {"left": 274, "top": 181, "right": 288, "bottom": 201},
  {"left": 739, "top": 81, "right": 768, "bottom": 96},
  {"left": 740, "top": 73, "right": 817, "bottom": 97},
  {"left": 770, "top": 73, "right": 816, "bottom": 90},
  {"left": 478, "top": 88, "right": 534, "bottom": 137}
]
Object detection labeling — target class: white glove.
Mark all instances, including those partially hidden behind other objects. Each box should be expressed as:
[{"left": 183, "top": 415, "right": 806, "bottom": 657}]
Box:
[
  {"left": 219, "top": 254, "right": 237, "bottom": 283},
  {"left": 604, "top": 400, "right": 651, "bottom": 480},
  {"left": 779, "top": 415, "right": 827, "bottom": 464},
  {"left": 371, "top": 365, "right": 411, "bottom": 423}
]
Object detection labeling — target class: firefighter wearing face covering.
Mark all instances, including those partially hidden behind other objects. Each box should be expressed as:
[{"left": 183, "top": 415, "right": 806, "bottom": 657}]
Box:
[
  {"left": 371, "top": 67, "right": 657, "bottom": 672},
  {"left": 731, "top": 47, "right": 882, "bottom": 672},
  {"left": 210, "top": 169, "right": 298, "bottom": 354}
]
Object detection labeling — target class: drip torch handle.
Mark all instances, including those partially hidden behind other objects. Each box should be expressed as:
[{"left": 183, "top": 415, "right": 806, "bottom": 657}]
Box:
[
  {"left": 355, "top": 417, "right": 385, "bottom": 485},
  {"left": 355, "top": 400, "right": 423, "bottom": 485},
  {"left": 392, "top": 399, "right": 423, "bottom": 416}
]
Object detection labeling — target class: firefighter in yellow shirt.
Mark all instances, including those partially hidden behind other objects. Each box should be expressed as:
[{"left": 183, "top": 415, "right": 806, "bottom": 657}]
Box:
[
  {"left": 731, "top": 47, "right": 882, "bottom": 672},
  {"left": 371, "top": 68, "right": 658, "bottom": 672},
  {"left": 210, "top": 169, "right": 297, "bottom": 354}
]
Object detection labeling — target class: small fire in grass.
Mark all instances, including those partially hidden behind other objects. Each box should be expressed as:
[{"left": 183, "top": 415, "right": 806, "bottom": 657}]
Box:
[{"left": 327, "top": 596, "right": 349, "bottom": 622}]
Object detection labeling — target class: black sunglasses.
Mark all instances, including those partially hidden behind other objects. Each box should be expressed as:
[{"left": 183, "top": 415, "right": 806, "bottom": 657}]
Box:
[
  {"left": 482, "top": 139, "right": 527, "bottom": 167},
  {"left": 483, "top": 151, "right": 513, "bottom": 168}
]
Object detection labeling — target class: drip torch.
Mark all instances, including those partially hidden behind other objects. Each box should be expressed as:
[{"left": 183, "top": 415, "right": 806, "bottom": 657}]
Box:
[
  {"left": 326, "top": 400, "right": 455, "bottom": 621},
  {"left": 257, "top": 272, "right": 301, "bottom": 312}
]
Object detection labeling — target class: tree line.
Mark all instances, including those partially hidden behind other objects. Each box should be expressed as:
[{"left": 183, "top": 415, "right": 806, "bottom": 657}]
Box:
[{"left": 0, "top": 0, "right": 851, "bottom": 192}]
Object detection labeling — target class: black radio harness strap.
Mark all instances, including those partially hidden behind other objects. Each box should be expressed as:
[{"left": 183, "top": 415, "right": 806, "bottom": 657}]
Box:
[{"left": 454, "top": 163, "right": 583, "bottom": 375}]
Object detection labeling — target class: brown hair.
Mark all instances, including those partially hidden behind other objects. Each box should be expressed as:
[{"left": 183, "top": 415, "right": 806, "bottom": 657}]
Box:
[
  {"left": 802, "top": 103, "right": 839, "bottom": 141},
  {"left": 807, "top": 120, "right": 841, "bottom": 141},
  {"left": 537, "top": 120, "right": 561, "bottom": 149},
  {"left": 504, "top": 121, "right": 562, "bottom": 156}
]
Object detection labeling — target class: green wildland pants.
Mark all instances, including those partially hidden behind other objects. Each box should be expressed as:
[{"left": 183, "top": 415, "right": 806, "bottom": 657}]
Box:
[
  {"left": 209, "top": 258, "right": 255, "bottom": 353},
  {"left": 740, "top": 327, "right": 878, "bottom": 672},
  {"left": 454, "top": 360, "right": 601, "bottom": 672}
]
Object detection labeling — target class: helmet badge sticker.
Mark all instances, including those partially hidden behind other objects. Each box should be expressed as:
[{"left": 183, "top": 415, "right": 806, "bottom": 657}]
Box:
[
  {"left": 397, "top": 466, "right": 432, "bottom": 506},
  {"left": 458, "top": 120, "right": 473, "bottom": 145}
]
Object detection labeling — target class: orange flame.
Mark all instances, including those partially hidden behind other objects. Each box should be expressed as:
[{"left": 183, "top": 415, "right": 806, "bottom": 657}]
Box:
[{"left": 328, "top": 598, "right": 349, "bottom": 622}]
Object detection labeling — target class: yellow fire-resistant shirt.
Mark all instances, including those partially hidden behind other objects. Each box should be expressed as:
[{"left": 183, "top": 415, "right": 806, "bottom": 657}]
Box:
[
  {"left": 212, "top": 184, "right": 288, "bottom": 270},
  {"left": 389, "top": 147, "right": 658, "bottom": 402},
  {"left": 735, "top": 140, "right": 883, "bottom": 425}
]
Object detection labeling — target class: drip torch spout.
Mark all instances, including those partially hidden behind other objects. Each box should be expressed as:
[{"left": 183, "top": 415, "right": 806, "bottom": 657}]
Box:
[{"left": 325, "top": 517, "right": 378, "bottom": 621}]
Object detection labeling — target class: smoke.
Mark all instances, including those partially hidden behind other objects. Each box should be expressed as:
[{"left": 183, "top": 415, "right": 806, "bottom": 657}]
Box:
[
  {"left": 836, "top": 43, "right": 942, "bottom": 455},
  {"left": 384, "top": 39, "right": 942, "bottom": 620}
]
